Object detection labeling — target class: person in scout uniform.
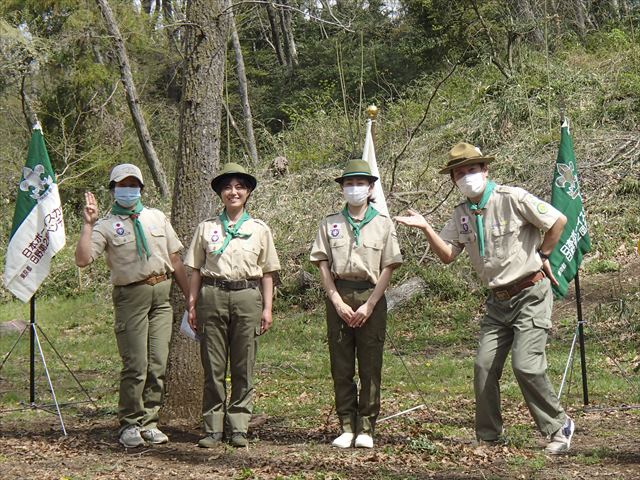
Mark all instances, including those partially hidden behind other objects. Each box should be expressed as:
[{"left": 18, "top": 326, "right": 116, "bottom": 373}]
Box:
[
  {"left": 395, "top": 142, "right": 575, "bottom": 454},
  {"left": 75, "top": 163, "right": 189, "bottom": 448},
  {"left": 184, "top": 163, "right": 280, "bottom": 449},
  {"left": 310, "top": 159, "right": 402, "bottom": 449}
]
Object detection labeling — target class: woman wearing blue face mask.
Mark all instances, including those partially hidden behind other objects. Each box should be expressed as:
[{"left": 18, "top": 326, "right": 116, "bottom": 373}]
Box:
[
  {"left": 75, "top": 164, "right": 189, "bottom": 448},
  {"left": 310, "top": 160, "right": 403, "bottom": 449}
]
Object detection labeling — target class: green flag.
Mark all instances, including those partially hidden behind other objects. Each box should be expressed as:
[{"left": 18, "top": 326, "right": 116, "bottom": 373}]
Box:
[
  {"left": 2, "top": 124, "right": 66, "bottom": 302},
  {"left": 549, "top": 121, "right": 590, "bottom": 299}
]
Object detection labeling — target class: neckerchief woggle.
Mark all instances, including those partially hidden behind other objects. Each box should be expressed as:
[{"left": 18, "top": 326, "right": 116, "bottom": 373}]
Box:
[
  {"left": 212, "top": 209, "right": 252, "bottom": 255},
  {"left": 341, "top": 204, "right": 379, "bottom": 246},
  {"left": 111, "top": 199, "right": 151, "bottom": 260},
  {"left": 466, "top": 180, "right": 496, "bottom": 257}
]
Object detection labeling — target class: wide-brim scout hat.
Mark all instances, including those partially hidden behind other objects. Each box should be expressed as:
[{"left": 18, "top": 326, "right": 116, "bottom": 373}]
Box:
[
  {"left": 109, "top": 163, "right": 144, "bottom": 188},
  {"left": 211, "top": 162, "right": 257, "bottom": 194},
  {"left": 334, "top": 159, "right": 378, "bottom": 184},
  {"left": 438, "top": 142, "right": 495, "bottom": 174}
]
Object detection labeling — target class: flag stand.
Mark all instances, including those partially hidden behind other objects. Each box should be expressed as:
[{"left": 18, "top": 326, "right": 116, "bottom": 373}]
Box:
[
  {"left": 557, "top": 271, "right": 589, "bottom": 405},
  {"left": 0, "top": 294, "right": 98, "bottom": 435}
]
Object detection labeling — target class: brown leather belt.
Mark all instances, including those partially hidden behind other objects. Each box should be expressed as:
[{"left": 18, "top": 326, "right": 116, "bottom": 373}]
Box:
[
  {"left": 492, "top": 271, "right": 545, "bottom": 301},
  {"left": 202, "top": 277, "right": 260, "bottom": 290},
  {"left": 129, "top": 273, "right": 168, "bottom": 287}
]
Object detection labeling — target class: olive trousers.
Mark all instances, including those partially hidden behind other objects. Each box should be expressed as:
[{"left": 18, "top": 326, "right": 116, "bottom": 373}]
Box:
[
  {"left": 326, "top": 280, "right": 387, "bottom": 435},
  {"left": 474, "top": 278, "right": 566, "bottom": 440},
  {"left": 197, "top": 284, "right": 262, "bottom": 434},
  {"left": 112, "top": 279, "right": 173, "bottom": 433}
]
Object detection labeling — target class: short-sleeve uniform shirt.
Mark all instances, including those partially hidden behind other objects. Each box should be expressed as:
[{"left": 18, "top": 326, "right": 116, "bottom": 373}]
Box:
[
  {"left": 184, "top": 216, "right": 280, "bottom": 280},
  {"left": 310, "top": 211, "right": 403, "bottom": 285},
  {"left": 90, "top": 208, "right": 183, "bottom": 286},
  {"left": 439, "top": 185, "right": 562, "bottom": 288}
]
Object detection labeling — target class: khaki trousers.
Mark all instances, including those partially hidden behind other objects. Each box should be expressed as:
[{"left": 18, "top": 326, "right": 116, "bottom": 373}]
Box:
[
  {"left": 326, "top": 281, "right": 387, "bottom": 435},
  {"left": 197, "top": 284, "right": 262, "bottom": 434},
  {"left": 474, "top": 278, "right": 566, "bottom": 440},
  {"left": 112, "top": 279, "right": 172, "bottom": 433}
]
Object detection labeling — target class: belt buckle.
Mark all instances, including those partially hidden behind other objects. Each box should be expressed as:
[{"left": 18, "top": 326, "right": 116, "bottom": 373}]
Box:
[{"left": 494, "top": 290, "right": 511, "bottom": 301}]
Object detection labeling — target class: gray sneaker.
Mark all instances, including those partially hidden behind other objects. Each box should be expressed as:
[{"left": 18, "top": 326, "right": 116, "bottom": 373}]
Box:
[
  {"left": 119, "top": 426, "right": 145, "bottom": 448},
  {"left": 545, "top": 417, "right": 575, "bottom": 455},
  {"left": 230, "top": 432, "right": 248, "bottom": 448},
  {"left": 141, "top": 428, "right": 169, "bottom": 445},
  {"left": 198, "top": 432, "right": 224, "bottom": 448}
]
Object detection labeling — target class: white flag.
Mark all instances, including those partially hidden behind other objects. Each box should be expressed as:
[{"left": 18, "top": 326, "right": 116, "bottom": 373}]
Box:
[
  {"left": 362, "top": 118, "right": 389, "bottom": 216},
  {"left": 3, "top": 124, "right": 66, "bottom": 302}
]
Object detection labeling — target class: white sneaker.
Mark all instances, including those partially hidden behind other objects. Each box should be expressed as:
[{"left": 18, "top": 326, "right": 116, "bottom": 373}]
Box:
[
  {"left": 354, "top": 433, "right": 374, "bottom": 448},
  {"left": 119, "top": 426, "right": 145, "bottom": 448},
  {"left": 141, "top": 427, "right": 169, "bottom": 444},
  {"left": 545, "top": 417, "right": 575, "bottom": 455},
  {"left": 332, "top": 432, "right": 354, "bottom": 448}
]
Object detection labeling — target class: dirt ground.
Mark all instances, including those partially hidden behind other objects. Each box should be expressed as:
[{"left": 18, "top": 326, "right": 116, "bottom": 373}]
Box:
[{"left": 1, "top": 408, "right": 639, "bottom": 479}]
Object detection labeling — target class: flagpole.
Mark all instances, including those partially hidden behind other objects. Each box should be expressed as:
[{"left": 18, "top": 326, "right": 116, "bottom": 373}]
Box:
[
  {"left": 30, "top": 295, "right": 36, "bottom": 404},
  {"left": 367, "top": 104, "right": 378, "bottom": 140},
  {"left": 575, "top": 271, "right": 589, "bottom": 405}
]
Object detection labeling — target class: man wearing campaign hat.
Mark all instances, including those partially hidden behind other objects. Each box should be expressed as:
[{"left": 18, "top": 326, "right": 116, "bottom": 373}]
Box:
[
  {"left": 185, "top": 162, "right": 280, "bottom": 448},
  {"left": 75, "top": 163, "right": 189, "bottom": 448},
  {"left": 396, "top": 143, "right": 575, "bottom": 455},
  {"left": 310, "top": 160, "right": 403, "bottom": 449}
]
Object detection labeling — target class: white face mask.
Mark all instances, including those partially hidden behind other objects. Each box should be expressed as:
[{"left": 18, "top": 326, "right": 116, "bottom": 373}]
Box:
[
  {"left": 343, "top": 185, "right": 370, "bottom": 206},
  {"left": 456, "top": 172, "right": 486, "bottom": 198}
]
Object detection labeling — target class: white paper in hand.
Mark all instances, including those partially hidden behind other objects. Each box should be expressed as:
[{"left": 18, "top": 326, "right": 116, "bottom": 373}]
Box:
[{"left": 180, "top": 310, "right": 199, "bottom": 342}]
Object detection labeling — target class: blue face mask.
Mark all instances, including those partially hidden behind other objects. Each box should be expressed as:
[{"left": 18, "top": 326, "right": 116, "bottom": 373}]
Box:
[{"left": 114, "top": 187, "right": 141, "bottom": 208}]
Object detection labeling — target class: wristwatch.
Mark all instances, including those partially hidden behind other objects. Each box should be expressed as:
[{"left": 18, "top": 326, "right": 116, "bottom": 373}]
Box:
[{"left": 538, "top": 249, "right": 550, "bottom": 261}]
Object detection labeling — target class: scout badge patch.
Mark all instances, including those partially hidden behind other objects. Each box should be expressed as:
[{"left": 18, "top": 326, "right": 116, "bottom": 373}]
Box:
[
  {"left": 329, "top": 223, "right": 342, "bottom": 239},
  {"left": 460, "top": 215, "right": 470, "bottom": 233},
  {"left": 211, "top": 229, "right": 220, "bottom": 243},
  {"left": 113, "top": 221, "right": 126, "bottom": 236}
]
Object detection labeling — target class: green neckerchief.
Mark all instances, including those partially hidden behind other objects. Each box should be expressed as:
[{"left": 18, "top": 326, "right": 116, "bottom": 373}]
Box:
[
  {"left": 341, "top": 204, "right": 379, "bottom": 246},
  {"left": 212, "top": 209, "right": 252, "bottom": 255},
  {"left": 111, "top": 199, "right": 151, "bottom": 260},
  {"left": 466, "top": 180, "right": 496, "bottom": 258}
]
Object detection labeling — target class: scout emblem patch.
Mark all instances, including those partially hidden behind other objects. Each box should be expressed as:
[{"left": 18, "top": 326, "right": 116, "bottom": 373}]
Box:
[
  {"left": 460, "top": 215, "right": 470, "bottom": 233},
  {"left": 113, "top": 221, "right": 125, "bottom": 236},
  {"left": 211, "top": 229, "right": 220, "bottom": 243},
  {"left": 329, "top": 223, "right": 341, "bottom": 238}
]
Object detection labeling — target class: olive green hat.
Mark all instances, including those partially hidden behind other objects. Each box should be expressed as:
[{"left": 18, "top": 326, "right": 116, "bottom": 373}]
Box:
[
  {"left": 334, "top": 159, "right": 378, "bottom": 184},
  {"left": 438, "top": 142, "right": 495, "bottom": 174},
  {"left": 211, "top": 162, "right": 257, "bottom": 194}
]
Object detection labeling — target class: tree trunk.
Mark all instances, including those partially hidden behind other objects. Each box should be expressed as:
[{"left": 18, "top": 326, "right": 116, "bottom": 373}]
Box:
[
  {"left": 163, "top": 0, "right": 229, "bottom": 421},
  {"left": 95, "top": 0, "right": 170, "bottom": 197},
  {"left": 278, "top": 0, "right": 298, "bottom": 69},
  {"left": 142, "top": 0, "right": 153, "bottom": 14},
  {"left": 513, "top": 0, "right": 544, "bottom": 45},
  {"left": 265, "top": 3, "right": 285, "bottom": 66},
  {"left": 229, "top": 5, "right": 259, "bottom": 165}
]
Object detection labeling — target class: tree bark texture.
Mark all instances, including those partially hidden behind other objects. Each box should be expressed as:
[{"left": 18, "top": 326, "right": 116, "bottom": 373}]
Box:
[
  {"left": 163, "top": 0, "right": 230, "bottom": 421},
  {"left": 229, "top": 6, "right": 259, "bottom": 166},
  {"left": 265, "top": 3, "right": 285, "bottom": 65},
  {"left": 95, "top": 0, "right": 170, "bottom": 197},
  {"left": 278, "top": 0, "right": 299, "bottom": 69},
  {"left": 513, "top": 0, "right": 544, "bottom": 45}
]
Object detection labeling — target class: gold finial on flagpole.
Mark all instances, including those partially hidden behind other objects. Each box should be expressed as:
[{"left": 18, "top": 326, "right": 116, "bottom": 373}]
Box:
[{"left": 366, "top": 104, "right": 378, "bottom": 120}]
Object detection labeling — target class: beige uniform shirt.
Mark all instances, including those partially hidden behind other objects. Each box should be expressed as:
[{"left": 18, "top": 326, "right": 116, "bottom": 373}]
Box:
[
  {"left": 90, "top": 208, "right": 183, "bottom": 286},
  {"left": 439, "top": 185, "right": 561, "bottom": 288},
  {"left": 310, "top": 211, "right": 403, "bottom": 285},
  {"left": 184, "top": 216, "right": 280, "bottom": 280}
]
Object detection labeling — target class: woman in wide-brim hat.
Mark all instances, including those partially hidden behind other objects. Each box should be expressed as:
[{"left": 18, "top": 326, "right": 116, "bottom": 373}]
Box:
[
  {"left": 310, "top": 159, "right": 403, "bottom": 449},
  {"left": 184, "top": 162, "right": 281, "bottom": 448}
]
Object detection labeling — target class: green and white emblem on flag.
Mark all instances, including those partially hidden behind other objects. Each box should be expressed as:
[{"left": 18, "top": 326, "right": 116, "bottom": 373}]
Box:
[
  {"left": 549, "top": 121, "right": 590, "bottom": 299},
  {"left": 3, "top": 124, "right": 66, "bottom": 302}
]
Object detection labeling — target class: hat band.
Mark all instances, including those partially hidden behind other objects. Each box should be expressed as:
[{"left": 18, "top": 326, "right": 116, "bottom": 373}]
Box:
[{"left": 342, "top": 171, "right": 373, "bottom": 177}]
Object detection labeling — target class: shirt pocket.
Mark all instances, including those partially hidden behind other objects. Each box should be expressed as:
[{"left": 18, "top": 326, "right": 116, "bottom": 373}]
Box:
[
  {"left": 458, "top": 232, "right": 476, "bottom": 245},
  {"left": 490, "top": 221, "right": 519, "bottom": 259},
  {"left": 112, "top": 235, "right": 135, "bottom": 247},
  {"left": 149, "top": 229, "right": 166, "bottom": 252}
]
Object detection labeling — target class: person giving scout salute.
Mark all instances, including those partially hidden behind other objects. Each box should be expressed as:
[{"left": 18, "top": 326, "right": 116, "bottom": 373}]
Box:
[
  {"left": 310, "top": 160, "right": 402, "bottom": 449},
  {"left": 395, "top": 143, "right": 575, "bottom": 454},
  {"left": 75, "top": 163, "right": 189, "bottom": 448},
  {"left": 185, "top": 163, "right": 280, "bottom": 449}
]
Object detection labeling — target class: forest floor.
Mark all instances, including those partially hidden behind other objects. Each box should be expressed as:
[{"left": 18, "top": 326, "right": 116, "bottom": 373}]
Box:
[{"left": 1, "top": 258, "right": 639, "bottom": 479}]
